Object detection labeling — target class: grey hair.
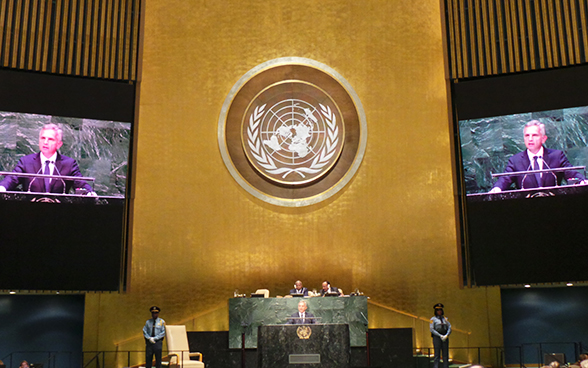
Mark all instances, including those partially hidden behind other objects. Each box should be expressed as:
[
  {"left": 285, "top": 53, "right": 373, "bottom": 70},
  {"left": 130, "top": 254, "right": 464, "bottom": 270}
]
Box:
[
  {"left": 40, "top": 123, "right": 63, "bottom": 143},
  {"left": 524, "top": 120, "right": 546, "bottom": 136},
  {"left": 298, "top": 300, "right": 308, "bottom": 306}
]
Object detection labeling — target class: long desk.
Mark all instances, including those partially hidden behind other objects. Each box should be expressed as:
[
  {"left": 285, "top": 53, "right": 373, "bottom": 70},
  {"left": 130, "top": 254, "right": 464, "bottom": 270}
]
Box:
[
  {"left": 0, "top": 190, "right": 124, "bottom": 205},
  {"left": 466, "top": 183, "right": 588, "bottom": 202},
  {"left": 228, "top": 296, "right": 368, "bottom": 348}
]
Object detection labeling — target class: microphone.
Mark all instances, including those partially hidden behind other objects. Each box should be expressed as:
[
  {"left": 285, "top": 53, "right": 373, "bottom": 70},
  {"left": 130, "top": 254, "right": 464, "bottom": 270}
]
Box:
[
  {"left": 27, "top": 166, "right": 44, "bottom": 192},
  {"left": 521, "top": 162, "right": 533, "bottom": 190},
  {"left": 52, "top": 164, "right": 67, "bottom": 194},
  {"left": 540, "top": 158, "right": 558, "bottom": 186}
]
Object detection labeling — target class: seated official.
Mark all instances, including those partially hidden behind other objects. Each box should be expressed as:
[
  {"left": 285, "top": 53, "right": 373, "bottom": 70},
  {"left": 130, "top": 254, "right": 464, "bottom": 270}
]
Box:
[
  {"left": 490, "top": 120, "right": 587, "bottom": 193},
  {"left": 320, "top": 280, "right": 342, "bottom": 296},
  {"left": 287, "top": 300, "right": 316, "bottom": 324},
  {"left": 290, "top": 280, "right": 309, "bottom": 296},
  {"left": 0, "top": 124, "right": 95, "bottom": 195}
]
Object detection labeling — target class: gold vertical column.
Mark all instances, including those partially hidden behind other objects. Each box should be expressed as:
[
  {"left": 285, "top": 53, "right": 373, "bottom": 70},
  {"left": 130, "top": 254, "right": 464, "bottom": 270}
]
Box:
[{"left": 525, "top": 0, "right": 536, "bottom": 69}]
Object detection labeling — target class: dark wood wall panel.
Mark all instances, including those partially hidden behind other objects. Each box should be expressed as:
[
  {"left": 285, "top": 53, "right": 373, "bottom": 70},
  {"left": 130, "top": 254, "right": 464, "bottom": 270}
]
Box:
[
  {"left": 0, "top": 0, "right": 141, "bottom": 81},
  {"left": 444, "top": 0, "right": 588, "bottom": 79}
]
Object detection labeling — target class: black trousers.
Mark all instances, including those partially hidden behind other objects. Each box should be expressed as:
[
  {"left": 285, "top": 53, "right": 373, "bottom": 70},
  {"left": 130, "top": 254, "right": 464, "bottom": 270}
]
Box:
[
  {"left": 432, "top": 335, "right": 449, "bottom": 368},
  {"left": 145, "top": 339, "right": 163, "bottom": 368}
]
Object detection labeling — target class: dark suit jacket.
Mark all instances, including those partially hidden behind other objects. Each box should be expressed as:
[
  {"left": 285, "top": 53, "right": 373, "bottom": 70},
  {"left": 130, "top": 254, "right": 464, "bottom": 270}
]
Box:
[
  {"left": 320, "top": 286, "right": 340, "bottom": 296},
  {"left": 493, "top": 148, "right": 585, "bottom": 190},
  {"left": 289, "top": 287, "right": 309, "bottom": 296},
  {"left": 0, "top": 152, "right": 92, "bottom": 193},
  {"left": 287, "top": 311, "right": 316, "bottom": 324}
]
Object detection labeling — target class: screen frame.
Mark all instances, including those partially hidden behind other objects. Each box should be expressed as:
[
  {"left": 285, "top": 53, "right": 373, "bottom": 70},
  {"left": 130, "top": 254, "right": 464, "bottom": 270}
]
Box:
[
  {"left": 0, "top": 67, "right": 136, "bottom": 291},
  {"left": 451, "top": 64, "right": 588, "bottom": 287}
]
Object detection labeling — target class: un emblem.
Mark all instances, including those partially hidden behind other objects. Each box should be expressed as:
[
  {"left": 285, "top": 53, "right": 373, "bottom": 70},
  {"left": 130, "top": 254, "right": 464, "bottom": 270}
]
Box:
[
  {"left": 244, "top": 84, "right": 345, "bottom": 185},
  {"left": 219, "top": 57, "right": 367, "bottom": 206},
  {"left": 296, "top": 325, "right": 312, "bottom": 339}
]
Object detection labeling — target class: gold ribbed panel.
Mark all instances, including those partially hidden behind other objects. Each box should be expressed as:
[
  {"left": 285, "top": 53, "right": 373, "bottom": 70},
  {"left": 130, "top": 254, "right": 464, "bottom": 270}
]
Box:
[
  {"left": 444, "top": 0, "right": 588, "bottom": 78},
  {"left": 0, "top": 0, "right": 141, "bottom": 81}
]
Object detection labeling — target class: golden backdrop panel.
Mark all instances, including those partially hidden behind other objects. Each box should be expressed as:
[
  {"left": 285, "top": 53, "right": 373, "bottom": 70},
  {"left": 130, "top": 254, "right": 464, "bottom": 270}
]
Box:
[{"left": 84, "top": 0, "right": 503, "bottom": 361}]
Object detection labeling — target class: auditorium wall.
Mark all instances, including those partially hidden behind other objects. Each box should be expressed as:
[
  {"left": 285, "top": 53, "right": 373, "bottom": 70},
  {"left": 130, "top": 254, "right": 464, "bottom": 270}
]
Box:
[{"left": 82, "top": 0, "right": 503, "bottom": 365}]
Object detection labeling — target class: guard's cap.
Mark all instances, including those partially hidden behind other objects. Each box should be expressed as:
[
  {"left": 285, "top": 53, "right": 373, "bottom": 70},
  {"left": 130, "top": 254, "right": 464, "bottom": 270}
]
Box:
[
  {"left": 150, "top": 306, "right": 161, "bottom": 313},
  {"left": 434, "top": 303, "right": 444, "bottom": 310}
]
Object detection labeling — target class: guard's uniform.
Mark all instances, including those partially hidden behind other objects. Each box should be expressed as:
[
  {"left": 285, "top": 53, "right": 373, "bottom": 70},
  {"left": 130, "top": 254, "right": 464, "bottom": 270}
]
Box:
[
  {"left": 143, "top": 307, "right": 165, "bottom": 368},
  {"left": 430, "top": 304, "right": 451, "bottom": 368}
]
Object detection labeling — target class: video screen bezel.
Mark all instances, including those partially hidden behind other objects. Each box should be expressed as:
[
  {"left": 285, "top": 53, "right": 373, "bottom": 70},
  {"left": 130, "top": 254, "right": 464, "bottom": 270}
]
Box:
[
  {"left": 0, "top": 68, "right": 135, "bottom": 291},
  {"left": 451, "top": 64, "right": 588, "bottom": 286}
]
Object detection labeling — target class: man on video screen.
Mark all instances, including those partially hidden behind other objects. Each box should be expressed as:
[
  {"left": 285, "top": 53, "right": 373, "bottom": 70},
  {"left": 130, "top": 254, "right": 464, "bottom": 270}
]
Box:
[
  {"left": 0, "top": 123, "right": 94, "bottom": 195},
  {"left": 490, "top": 120, "right": 587, "bottom": 192}
]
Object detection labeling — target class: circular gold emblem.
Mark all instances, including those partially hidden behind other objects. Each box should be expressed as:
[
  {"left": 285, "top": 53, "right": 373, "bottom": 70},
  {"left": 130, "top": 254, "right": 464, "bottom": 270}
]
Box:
[
  {"left": 296, "top": 325, "right": 312, "bottom": 339},
  {"left": 219, "top": 57, "right": 367, "bottom": 206}
]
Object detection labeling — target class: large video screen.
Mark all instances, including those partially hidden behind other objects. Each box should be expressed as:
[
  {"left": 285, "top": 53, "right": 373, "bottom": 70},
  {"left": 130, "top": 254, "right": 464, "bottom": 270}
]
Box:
[
  {"left": 0, "top": 68, "right": 135, "bottom": 291},
  {"left": 453, "top": 65, "right": 588, "bottom": 286}
]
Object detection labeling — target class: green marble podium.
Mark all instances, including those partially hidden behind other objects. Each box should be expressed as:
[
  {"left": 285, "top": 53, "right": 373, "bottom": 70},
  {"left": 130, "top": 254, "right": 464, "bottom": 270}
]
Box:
[
  {"left": 228, "top": 296, "right": 367, "bottom": 349},
  {"left": 257, "top": 324, "right": 350, "bottom": 368}
]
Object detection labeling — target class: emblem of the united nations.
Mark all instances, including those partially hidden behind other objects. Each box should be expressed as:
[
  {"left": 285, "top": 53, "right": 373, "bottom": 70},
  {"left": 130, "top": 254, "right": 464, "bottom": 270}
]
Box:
[
  {"left": 296, "top": 325, "right": 312, "bottom": 339},
  {"left": 243, "top": 84, "right": 344, "bottom": 185},
  {"left": 218, "top": 57, "right": 367, "bottom": 206}
]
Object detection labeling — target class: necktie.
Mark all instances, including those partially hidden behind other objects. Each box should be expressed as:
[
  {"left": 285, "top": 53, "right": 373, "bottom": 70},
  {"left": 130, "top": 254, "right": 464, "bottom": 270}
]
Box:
[
  {"left": 301, "top": 312, "right": 304, "bottom": 324},
  {"left": 152, "top": 319, "right": 156, "bottom": 336},
  {"left": 43, "top": 161, "right": 51, "bottom": 192},
  {"left": 533, "top": 156, "right": 542, "bottom": 187}
]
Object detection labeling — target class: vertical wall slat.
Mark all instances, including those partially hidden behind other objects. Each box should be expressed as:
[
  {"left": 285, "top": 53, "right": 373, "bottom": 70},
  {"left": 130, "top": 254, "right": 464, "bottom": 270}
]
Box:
[
  {"left": 504, "top": 0, "right": 515, "bottom": 72},
  {"left": 74, "top": 0, "right": 84, "bottom": 75},
  {"left": 0, "top": 1, "right": 7, "bottom": 62},
  {"left": 11, "top": 0, "right": 23, "bottom": 68},
  {"left": 561, "top": 0, "right": 573, "bottom": 64},
  {"left": 510, "top": 0, "right": 521, "bottom": 71},
  {"left": 525, "top": 0, "right": 537, "bottom": 69},
  {"left": 90, "top": 0, "right": 100, "bottom": 77},
  {"left": 474, "top": 0, "right": 484, "bottom": 75},
  {"left": 495, "top": 0, "right": 507, "bottom": 74},
  {"left": 488, "top": 0, "right": 498, "bottom": 74},
  {"left": 97, "top": 0, "right": 108, "bottom": 78},
  {"left": 481, "top": 0, "right": 492, "bottom": 75},
  {"left": 517, "top": 1, "right": 529, "bottom": 71},
  {"left": 554, "top": 0, "right": 567, "bottom": 66},
  {"left": 568, "top": 0, "right": 581, "bottom": 63},
  {"left": 81, "top": 0, "right": 91, "bottom": 76},
  {"left": 122, "top": 0, "right": 132, "bottom": 80},
  {"left": 29, "top": 0, "right": 40, "bottom": 70},
  {"left": 109, "top": 0, "right": 120, "bottom": 79},
  {"left": 116, "top": 0, "right": 126, "bottom": 80},
  {"left": 23, "top": 0, "right": 34, "bottom": 69},
  {"left": 130, "top": 0, "right": 140, "bottom": 80},
  {"left": 578, "top": 0, "right": 588, "bottom": 61},
  {"left": 544, "top": 0, "right": 558, "bottom": 67},
  {"left": 452, "top": 0, "right": 464, "bottom": 78},
  {"left": 41, "top": 0, "right": 52, "bottom": 72}
]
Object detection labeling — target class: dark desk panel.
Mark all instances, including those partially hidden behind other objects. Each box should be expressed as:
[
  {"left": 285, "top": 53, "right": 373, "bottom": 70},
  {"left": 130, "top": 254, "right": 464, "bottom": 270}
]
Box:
[
  {"left": 258, "top": 324, "right": 350, "bottom": 368},
  {"left": 0, "top": 192, "right": 125, "bottom": 290}
]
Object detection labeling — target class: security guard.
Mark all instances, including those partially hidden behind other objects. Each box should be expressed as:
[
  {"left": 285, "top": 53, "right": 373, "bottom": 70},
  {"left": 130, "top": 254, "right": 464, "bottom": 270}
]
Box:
[
  {"left": 430, "top": 303, "right": 451, "bottom": 368},
  {"left": 143, "top": 306, "right": 166, "bottom": 368}
]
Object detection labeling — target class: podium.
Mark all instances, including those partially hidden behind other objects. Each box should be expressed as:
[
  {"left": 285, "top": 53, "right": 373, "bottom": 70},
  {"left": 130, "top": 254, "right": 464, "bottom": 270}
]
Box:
[{"left": 257, "top": 324, "right": 350, "bottom": 368}]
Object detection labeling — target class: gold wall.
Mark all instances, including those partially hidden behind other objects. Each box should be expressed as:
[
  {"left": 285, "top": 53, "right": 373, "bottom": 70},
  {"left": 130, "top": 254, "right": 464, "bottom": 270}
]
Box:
[{"left": 83, "top": 0, "right": 503, "bottom": 365}]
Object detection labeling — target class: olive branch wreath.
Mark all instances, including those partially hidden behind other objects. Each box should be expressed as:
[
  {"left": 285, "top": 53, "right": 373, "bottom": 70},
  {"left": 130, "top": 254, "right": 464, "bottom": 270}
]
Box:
[{"left": 247, "top": 103, "right": 339, "bottom": 179}]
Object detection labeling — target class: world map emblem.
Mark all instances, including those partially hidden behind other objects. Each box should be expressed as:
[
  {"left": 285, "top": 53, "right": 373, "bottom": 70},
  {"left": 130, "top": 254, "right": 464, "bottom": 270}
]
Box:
[
  {"left": 243, "top": 86, "right": 345, "bottom": 185},
  {"left": 218, "top": 57, "right": 367, "bottom": 207}
]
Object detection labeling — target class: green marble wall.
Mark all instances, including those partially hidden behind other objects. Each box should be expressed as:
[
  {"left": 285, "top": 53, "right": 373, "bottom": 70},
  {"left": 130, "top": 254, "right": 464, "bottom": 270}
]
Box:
[
  {"left": 459, "top": 106, "right": 588, "bottom": 194},
  {"left": 228, "top": 296, "right": 368, "bottom": 348},
  {"left": 0, "top": 111, "right": 131, "bottom": 196}
]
